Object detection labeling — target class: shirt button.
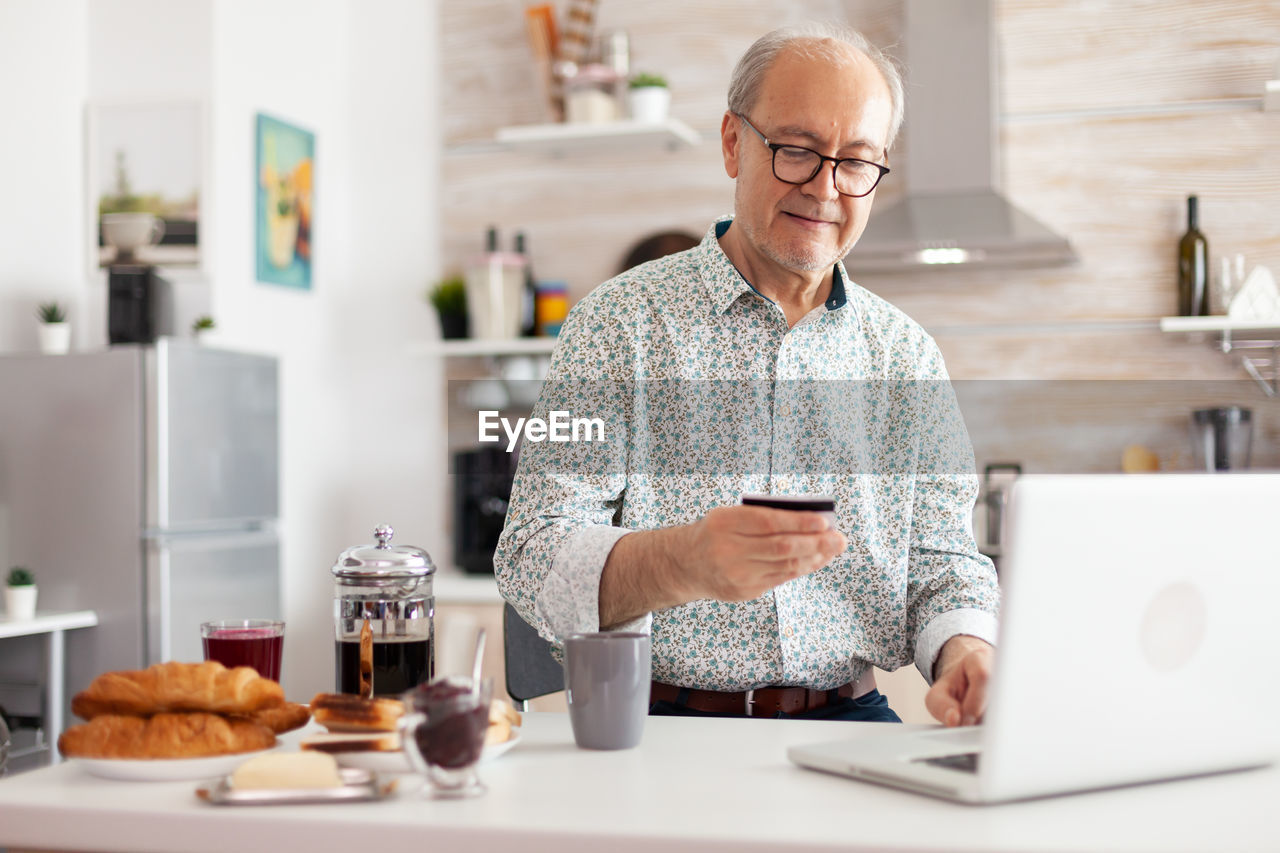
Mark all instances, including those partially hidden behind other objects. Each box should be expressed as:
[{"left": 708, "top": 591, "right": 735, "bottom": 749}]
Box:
[{"left": 784, "top": 626, "right": 795, "bottom": 638}]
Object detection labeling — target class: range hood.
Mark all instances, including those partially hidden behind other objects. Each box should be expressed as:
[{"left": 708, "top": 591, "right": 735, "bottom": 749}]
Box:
[{"left": 850, "top": 0, "right": 1076, "bottom": 272}]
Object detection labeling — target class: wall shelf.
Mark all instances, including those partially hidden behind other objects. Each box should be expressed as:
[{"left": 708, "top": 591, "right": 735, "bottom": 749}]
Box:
[
  {"left": 408, "top": 338, "right": 559, "bottom": 358},
  {"left": 1159, "top": 316, "right": 1280, "bottom": 396},
  {"left": 494, "top": 117, "right": 700, "bottom": 155}
]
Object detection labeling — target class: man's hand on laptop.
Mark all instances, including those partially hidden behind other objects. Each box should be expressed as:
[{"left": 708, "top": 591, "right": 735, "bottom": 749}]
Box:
[{"left": 926, "top": 635, "right": 994, "bottom": 727}]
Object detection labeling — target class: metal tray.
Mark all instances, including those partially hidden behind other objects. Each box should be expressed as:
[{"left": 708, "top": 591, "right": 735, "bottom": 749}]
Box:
[{"left": 196, "top": 767, "right": 397, "bottom": 805}]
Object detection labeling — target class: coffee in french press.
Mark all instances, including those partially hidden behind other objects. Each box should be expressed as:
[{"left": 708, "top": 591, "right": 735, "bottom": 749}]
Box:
[{"left": 332, "top": 525, "right": 436, "bottom": 696}]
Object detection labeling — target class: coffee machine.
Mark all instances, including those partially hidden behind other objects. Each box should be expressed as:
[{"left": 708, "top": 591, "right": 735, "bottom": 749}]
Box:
[
  {"left": 452, "top": 446, "right": 518, "bottom": 574},
  {"left": 1191, "top": 407, "right": 1253, "bottom": 472},
  {"left": 107, "top": 265, "right": 172, "bottom": 344}
]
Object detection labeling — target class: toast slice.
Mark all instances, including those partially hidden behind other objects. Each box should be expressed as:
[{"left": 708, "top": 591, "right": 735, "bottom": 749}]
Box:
[{"left": 309, "top": 692, "right": 404, "bottom": 733}]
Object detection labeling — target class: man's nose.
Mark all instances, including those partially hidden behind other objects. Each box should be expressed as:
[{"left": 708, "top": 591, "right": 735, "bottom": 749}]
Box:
[{"left": 802, "top": 160, "right": 840, "bottom": 202}]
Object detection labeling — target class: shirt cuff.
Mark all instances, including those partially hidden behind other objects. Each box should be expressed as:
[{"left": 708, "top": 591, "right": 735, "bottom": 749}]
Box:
[
  {"left": 534, "top": 525, "right": 650, "bottom": 642},
  {"left": 914, "top": 608, "right": 999, "bottom": 685}
]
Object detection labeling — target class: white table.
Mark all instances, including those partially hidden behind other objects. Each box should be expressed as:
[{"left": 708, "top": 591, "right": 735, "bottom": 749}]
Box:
[
  {"left": 0, "top": 711, "right": 1276, "bottom": 852},
  {"left": 0, "top": 609, "right": 98, "bottom": 765}
]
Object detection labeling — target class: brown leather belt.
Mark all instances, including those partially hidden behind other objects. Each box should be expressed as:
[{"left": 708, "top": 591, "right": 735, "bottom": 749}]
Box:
[{"left": 650, "top": 670, "right": 877, "bottom": 718}]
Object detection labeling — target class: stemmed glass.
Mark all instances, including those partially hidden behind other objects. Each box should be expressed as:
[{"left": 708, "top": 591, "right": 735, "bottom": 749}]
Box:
[
  {"left": 1218, "top": 253, "right": 1246, "bottom": 315},
  {"left": 401, "top": 676, "right": 493, "bottom": 798}
]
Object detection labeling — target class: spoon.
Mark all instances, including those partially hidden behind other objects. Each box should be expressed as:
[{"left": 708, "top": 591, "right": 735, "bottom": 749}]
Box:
[{"left": 471, "top": 627, "right": 487, "bottom": 698}]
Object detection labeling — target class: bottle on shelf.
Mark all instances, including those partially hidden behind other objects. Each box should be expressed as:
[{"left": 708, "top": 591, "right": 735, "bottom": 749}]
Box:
[
  {"left": 464, "top": 225, "right": 527, "bottom": 339},
  {"left": 514, "top": 231, "right": 538, "bottom": 337},
  {"left": 1177, "top": 195, "right": 1209, "bottom": 317}
]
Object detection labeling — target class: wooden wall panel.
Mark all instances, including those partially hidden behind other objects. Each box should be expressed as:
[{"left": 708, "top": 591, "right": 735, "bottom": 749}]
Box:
[
  {"left": 999, "top": 0, "right": 1280, "bottom": 113},
  {"left": 861, "top": 111, "right": 1280, "bottom": 329},
  {"left": 441, "top": 0, "right": 900, "bottom": 144},
  {"left": 438, "top": 1, "right": 1280, "bottom": 464}
]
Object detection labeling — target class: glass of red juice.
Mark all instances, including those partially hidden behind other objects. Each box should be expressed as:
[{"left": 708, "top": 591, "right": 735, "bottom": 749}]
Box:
[{"left": 200, "top": 619, "right": 285, "bottom": 682}]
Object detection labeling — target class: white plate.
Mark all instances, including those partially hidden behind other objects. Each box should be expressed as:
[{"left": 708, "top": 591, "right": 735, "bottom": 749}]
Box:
[
  {"left": 334, "top": 731, "right": 521, "bottom": 774},
  {"left": 480, "top": 731, "right": 521, "bottom": 764},
  {"left": 73, "top": 748, "right": 276, "bottom": 782}
]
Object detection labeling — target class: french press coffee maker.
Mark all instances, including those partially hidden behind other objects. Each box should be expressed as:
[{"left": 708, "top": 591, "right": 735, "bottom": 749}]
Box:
[{"left": 332, "top": 524, "right": 436, "bottom": 696}]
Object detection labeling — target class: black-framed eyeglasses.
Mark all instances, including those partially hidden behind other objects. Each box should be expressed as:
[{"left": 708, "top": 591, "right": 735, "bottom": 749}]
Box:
[{"left": 735, "top": 113, "right": 889, "bottom": 198}]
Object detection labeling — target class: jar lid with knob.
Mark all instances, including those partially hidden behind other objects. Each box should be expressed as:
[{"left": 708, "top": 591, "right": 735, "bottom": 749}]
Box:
[
  {"left": 332, "top": 525, "right": 437, "bottom": 696},
  {"left": 332, "top": 524, "right": 436, "bottom": 586}
]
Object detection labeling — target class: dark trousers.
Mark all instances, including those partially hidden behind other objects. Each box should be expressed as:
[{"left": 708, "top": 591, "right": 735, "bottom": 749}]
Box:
[{"left": 648, "top": 688, "right": 903, "bottom": 722}]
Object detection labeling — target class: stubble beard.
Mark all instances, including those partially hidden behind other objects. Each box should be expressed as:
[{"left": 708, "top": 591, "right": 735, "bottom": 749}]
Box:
[{"left": 734, "top": 185, "right": 856, "bottom": 273}]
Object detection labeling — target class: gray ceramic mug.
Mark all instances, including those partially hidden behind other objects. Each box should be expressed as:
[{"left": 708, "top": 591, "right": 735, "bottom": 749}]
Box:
[{"left": 563, "top": 631, "right": 651, "bottom": 750}]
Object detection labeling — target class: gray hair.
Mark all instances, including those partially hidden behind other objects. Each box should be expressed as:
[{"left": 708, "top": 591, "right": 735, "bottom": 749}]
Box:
[{"left": 727, "top": 23, "right": 905, "bottom": 151}]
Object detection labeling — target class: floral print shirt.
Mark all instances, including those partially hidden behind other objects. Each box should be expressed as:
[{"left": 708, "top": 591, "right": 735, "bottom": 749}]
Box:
[{"left": 494, "top": 218, "right": 999, "bottom": 690}]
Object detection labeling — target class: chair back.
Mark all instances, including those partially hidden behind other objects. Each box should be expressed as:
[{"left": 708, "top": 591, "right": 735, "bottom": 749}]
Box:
[{"left": 502, "top": 602, "right": 563, "bottom": 710}]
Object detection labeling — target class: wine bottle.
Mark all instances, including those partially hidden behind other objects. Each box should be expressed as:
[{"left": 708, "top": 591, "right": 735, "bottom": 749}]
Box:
[
  {"left": 1177, "top": 195, "right": 1209, "bottom": 316},
  {"left": 514, "top": 231, "right": 538, "bottom": 337}
]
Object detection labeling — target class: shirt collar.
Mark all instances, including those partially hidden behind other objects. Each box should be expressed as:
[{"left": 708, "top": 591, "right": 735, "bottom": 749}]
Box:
[
  {"left": 697, "top": 218, "right": 755, "bottom": 314},
  {"left": 698, "top": 217, "right": 851, "bottom": 315}
]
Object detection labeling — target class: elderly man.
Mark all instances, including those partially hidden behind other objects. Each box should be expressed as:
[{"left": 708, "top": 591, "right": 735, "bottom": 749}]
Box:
[{"left": 495, "top": 23, "right": 998, "bottom": 726}]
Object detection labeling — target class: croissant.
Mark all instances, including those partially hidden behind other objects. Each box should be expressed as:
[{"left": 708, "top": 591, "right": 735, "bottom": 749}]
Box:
[
  {"left": 71, "top": 661, "right": 285, "bottom": 719},
  {"left": 58, "top": 712, "right": 277, "bottom": 759}
]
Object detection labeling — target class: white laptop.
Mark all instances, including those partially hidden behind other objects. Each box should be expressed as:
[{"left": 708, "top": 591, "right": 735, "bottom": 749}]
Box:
[{"left": 788, "top": 473, "right": 1280, "bottom": 803}]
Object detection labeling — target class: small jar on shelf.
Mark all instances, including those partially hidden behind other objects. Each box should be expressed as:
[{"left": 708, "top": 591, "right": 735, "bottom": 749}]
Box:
[{"left": 535, "top": 281, "right": 568, "bottom": 337}]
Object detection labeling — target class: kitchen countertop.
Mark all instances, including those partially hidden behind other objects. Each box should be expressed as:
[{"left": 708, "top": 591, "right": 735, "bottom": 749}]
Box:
[
  {"left": 1, "top": 712, "right": 1275, "bottom": 852},
  {"left": 432, "top": 567, "right": 501, "bottom": 604}
]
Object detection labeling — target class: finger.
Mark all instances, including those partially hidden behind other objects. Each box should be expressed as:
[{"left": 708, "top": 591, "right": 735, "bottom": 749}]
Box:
[
  {"left": 735, "top": 506, "right": 832, "bottom": 534},
  {"left": 959, "top": 657, "right": 990, "bottom": 725},
  {"left": 824, "top": 530, "right": 847, "bottom": 556},
  {"left": 761, "top": 551, "right": 831, "bottom": 583},
  {"left": 748, "top": 533, "right": 840, "bottom": 564},
  {"left": 924, "top": 680, "right": 963, "bottom": 727}
]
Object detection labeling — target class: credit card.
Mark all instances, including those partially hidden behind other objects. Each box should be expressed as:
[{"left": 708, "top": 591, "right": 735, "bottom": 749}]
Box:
[{"left": 740, "top": 494, "right": 837, "bottom": 526}]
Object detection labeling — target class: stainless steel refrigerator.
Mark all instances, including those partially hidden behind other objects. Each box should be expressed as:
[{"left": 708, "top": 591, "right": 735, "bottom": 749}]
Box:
[{"left": 0, "top": 339, "right": 280, "bottom": 726}]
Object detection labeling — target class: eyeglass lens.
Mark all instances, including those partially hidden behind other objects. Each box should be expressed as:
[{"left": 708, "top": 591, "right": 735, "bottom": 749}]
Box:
[{"left": 773, "top": 147, "right": 882, "bottom": 197}]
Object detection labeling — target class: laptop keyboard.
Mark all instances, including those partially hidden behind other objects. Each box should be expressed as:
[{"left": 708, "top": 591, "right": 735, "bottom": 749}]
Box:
[{"left": 915, "top": 752, "right": 980, "bottom": 773}]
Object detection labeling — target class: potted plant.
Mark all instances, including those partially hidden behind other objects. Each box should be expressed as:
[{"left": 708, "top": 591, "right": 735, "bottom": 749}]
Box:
[
  {"left": 429, "top": 274, "right": 469, "bottom": 340},
  {"left": 36, "top": 301, "right": 71, "bottom": 355},
  {"left": 5, "top": 567, "right": 36, "bottom": 621},
  {"left": 628, "top": 72, "right": 671, "bottom": 123},
  {"left": 191, "top": 315, "right": 216, "bottom": 340}
]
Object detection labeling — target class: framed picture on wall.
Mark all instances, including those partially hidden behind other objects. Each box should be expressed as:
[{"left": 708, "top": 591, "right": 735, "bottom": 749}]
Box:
[
  {"left": 255, "top": 113, "right": 314, "bottom": 290},
  {"left": 86, "top": 100, "right": 205, "bottom": 271}
]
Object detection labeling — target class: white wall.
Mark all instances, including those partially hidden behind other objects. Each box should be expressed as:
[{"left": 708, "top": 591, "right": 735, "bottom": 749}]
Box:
[
  {"left": 0, "top": 0, "right": 443, "bottom": 700},
  {"left": 209, "top": 0, "right": 443, "bottom": 698},
  {"left": 0, "top": 0, "right": 89, "bottom": 350}
]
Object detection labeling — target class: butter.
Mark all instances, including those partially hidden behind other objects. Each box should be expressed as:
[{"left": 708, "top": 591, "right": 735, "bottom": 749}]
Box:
[{"left": 230, "top": 751, "right": 343, "bottom": 790}]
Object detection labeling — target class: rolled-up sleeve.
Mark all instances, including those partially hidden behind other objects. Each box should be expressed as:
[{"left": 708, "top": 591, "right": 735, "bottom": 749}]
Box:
[{"left": 905, "top": 341, "right": 1001, "bottom": 683}]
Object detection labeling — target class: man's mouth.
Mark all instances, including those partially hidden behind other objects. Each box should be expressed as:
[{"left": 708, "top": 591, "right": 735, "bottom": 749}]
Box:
[{"left": 782, "top": 211, "right": 838, "bottom": 227}]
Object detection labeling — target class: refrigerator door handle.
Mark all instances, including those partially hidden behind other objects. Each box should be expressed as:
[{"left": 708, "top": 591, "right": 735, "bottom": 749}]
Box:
[
  {"left": 143, "top": 524, "right": 282, "bottom": 663},
  {"left": 145, "top": 540, "right": 171, "bottom": 665},
  {"left": 142, "top": 523, "right": 278, "bottom": 548}
]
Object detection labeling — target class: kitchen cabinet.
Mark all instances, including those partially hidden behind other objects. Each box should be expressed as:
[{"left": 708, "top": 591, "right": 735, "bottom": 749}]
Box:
[
  {"left": 434, "top": 572, "right": 566, "bottom": 712},
  {"left": 0, "top": 610, "right": 97, "bottom": 772}
]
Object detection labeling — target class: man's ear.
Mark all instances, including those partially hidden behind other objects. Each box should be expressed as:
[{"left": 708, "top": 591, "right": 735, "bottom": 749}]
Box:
[{"left": 721, "top": 111, "right": 741, "bottom": 179}]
